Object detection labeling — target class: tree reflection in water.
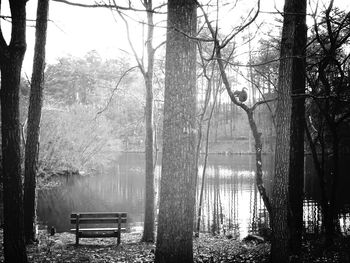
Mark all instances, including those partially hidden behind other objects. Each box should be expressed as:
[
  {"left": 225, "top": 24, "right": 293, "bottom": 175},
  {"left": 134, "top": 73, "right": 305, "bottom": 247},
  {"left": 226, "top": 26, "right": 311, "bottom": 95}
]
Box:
[{"left": 37, "top": 153, "right": 350, "bottom": 238}]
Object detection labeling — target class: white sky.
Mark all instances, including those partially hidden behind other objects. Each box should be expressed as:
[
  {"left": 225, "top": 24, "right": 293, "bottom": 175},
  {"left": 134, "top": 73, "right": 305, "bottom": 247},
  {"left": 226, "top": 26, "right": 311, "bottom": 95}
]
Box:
[
  {"left": 23, "top": 0, "right": 142, "bottom": 75},
  {"left": 1, "top": 0, "right": 349, "bottom": 75}
]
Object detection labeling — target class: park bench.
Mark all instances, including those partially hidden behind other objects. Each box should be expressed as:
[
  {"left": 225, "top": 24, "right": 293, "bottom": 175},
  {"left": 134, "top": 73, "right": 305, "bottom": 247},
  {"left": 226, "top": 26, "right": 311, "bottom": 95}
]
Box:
[{"left": 70, "top": 212, "right": 127, "bottom": 245}]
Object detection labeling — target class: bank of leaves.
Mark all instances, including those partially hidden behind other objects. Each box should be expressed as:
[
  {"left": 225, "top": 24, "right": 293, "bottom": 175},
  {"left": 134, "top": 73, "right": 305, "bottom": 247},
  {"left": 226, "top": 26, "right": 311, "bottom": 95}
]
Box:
[
  {"left": 1, "top": 230, "right": 270, "bottom": 263},
  {"left": 1, "top": 229, "right": 349, "bottom": 262}
]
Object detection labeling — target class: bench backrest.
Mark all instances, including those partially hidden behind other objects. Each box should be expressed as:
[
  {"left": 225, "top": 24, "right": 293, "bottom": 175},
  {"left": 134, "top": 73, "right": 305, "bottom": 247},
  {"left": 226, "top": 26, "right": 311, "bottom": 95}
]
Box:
[{"left": 70, "top": 212, "right": 127, "bottom": 224}]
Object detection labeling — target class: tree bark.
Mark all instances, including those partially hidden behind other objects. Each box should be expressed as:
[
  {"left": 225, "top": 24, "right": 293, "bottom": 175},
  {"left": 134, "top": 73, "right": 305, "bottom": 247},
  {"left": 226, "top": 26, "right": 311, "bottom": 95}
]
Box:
[
  {"left": 142, "top": 74, "right": 155, "bottom": 242},
  {"left": 155, "top": 1, "right": 197, "bottom": 262},
  {"left": 0, "top": 1, "right": 28, "bottom": 262},
  {"left": 288, "top": 0, "right": 307, "bottom": 256},
  {"left": 24, "top": 0, "right": 50, "bottom": 244},
  {"left": 271, "top": 0, "right": 306, "bottom": 262}
]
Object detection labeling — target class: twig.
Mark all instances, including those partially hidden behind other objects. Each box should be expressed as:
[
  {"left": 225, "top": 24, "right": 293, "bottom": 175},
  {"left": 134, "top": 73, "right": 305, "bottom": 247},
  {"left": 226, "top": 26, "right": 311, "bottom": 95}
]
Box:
[{"left": 95, "top": 66, "right": 138, "bottom": 117}]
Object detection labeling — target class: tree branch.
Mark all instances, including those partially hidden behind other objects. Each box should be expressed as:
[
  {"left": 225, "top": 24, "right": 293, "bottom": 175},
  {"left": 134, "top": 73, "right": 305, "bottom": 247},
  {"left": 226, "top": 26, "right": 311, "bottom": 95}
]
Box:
[
  {"left": 51, "top": 0, "right": 161, "bottom": 13},
  {"left": 114, "top": 8, "right": 146, "bottom": 76},
  {"left": 220, "top": 0, "right": 260, "bottom": 49},
  {"left": 95, "top": 65, "right": 138, "bottom": 117},
  {"left": 251, "top": 98, "right": 276, "bottom": 111}
]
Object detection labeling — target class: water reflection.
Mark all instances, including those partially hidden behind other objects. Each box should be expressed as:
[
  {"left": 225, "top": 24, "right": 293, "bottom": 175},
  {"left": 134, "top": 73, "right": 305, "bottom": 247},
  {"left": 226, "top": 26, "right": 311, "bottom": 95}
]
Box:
[
  {"left": 37, "top": 152, "right": 350, "bottom": 238},
  {"left": 197, "top": 166, "right": 270, "bottom": 238}
]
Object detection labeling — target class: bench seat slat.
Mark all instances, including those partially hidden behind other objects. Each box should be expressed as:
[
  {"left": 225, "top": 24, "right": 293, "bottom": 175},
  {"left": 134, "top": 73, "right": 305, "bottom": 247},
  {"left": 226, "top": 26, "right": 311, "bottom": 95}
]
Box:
[
  {"left": 70, "top": 227, "right": 126, "bottom": 232},
  {"left": 71, "top": 212, "right": 127, "bottom": 218},
  {"left": 78, "top": 232, "right": 120, "bottom": 238},
  {"left": 70, "top": 218, "right": 127, "bottom": 224}
]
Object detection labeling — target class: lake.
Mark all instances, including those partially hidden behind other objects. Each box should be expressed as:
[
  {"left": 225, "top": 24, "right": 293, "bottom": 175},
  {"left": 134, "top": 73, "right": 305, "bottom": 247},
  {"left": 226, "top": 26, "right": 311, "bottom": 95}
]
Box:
[{"left": 37, "top": 152, "right": 350, "bottom": 239}]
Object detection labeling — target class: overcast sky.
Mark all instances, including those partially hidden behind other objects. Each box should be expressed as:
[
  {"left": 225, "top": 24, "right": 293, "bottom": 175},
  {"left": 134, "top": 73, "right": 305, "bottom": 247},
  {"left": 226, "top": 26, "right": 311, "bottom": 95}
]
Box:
[{"left": 1, "top": 0, "right": 349, "bottom": 75}]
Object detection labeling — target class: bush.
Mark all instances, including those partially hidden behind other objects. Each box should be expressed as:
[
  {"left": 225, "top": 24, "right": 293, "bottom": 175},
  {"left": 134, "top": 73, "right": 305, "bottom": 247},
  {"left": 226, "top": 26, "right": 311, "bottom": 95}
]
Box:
[{"left": 39, "top": 103, "right": 121, "bottom": 173}]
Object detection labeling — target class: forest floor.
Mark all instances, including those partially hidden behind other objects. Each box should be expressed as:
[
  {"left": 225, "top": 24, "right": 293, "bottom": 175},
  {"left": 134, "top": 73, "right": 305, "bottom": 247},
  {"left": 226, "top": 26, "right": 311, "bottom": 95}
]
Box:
[{"left": 0, "top": 229, "right": 349, "bottom": 262}]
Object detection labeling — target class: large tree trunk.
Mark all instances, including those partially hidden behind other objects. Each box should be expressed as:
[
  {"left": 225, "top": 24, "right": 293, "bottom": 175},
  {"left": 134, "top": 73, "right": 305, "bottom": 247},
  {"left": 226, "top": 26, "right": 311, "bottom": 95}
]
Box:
[
  {"left": 155, "top": 1, "right": 197, "bottom": 262},
  {"left": 271, "top": 0, "right": 307, "bottom": 262},
  {"left": 24, "top": 0, "right": 50, "bottom": 244},
  {"left": 0, "top": 1, "right": 28, "bottom": 262},
  {"left": 288, "top": 0, "right": 307, "bottom": 258},
  {"left": 1, "top": 63, "right": 28, "bottom": 263}
]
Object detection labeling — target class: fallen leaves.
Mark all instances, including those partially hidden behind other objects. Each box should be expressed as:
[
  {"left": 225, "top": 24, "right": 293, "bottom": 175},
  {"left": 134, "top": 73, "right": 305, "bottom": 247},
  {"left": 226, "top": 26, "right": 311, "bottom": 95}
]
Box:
[
  {"left": 193, "top": 234, "right": 270, "bottom": 263},
  {"left": 0, "top": 229, "right": 349, "bottom": 262}
]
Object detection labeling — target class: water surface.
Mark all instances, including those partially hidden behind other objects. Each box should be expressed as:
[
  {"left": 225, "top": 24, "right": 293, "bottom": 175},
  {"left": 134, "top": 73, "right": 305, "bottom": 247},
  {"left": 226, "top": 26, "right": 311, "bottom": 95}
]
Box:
[{"left": 37, "top": 152, "right": 350, "bottom": 238}]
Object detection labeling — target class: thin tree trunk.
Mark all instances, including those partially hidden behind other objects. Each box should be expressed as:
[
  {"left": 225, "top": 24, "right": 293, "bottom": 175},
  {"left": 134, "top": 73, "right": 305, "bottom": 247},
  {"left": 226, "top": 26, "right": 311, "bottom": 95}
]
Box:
[
  {"left": 142, "top": 75, "right": 155, "bottom": 242},
  {"left": 196, "top": 83, "right": 217, "bottom": 236},
  {"left": 142, "top": 3, "right": 155, "bottom": 240},
  {"left": 326, "top": 126, "right": 339, "bottom": 246},
  {"left": 117, "top": 1, "right": 156, "bottom": 242},
  {"left": 305, "top": 119, "right": 331, "bottom": 243},
  {"left": 215, "top": 48, "right": 272, "bottom": 216},
  {"left": 24, "top": 0, "right": 50, "bottom": 244}
]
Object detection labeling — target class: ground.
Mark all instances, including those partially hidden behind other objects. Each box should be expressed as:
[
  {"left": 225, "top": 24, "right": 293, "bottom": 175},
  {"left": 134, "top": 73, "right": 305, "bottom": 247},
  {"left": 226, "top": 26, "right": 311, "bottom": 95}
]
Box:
[
  {"left": 0, "top": 229, "right": 349, "bottom": 262},
  {"left": 0, "top": 229, "right": 270, "bottom": 263}
]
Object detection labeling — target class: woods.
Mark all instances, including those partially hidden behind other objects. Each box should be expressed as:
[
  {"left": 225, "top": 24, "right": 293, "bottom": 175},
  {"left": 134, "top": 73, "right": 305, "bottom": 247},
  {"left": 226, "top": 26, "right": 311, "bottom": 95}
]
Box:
[{"left": 0, "top": 0, "right": 349, "bottom": 262}]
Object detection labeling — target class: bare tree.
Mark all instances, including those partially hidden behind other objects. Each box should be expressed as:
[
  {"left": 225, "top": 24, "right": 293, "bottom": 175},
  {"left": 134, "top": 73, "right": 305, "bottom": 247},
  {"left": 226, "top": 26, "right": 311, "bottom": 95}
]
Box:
[
  {"left": 23, "top": 0, "right": 50, "bottom": 244},
  {"left": 51, "top": 0, "right": 166, "bottom": 243},
  {"left": 113, "top": 0, "right": 167, "bottom": 243},
  {"left": 195, "top": 50, "right": 219, "bottom": 236},
  {"left": 305, "top": 1, "right": 350, "bottom": 247},
  {"left": 197, "top": 0, "right": 273, "bottom": 217},
  {"left": 197, "top": 1, "right": 307, "bottom": 262}
]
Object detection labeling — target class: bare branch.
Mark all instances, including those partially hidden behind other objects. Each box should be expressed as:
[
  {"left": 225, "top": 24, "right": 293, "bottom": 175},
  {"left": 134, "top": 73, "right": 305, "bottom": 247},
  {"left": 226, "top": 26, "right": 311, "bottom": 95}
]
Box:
[
  {"left": 197, "top": 0, "right": 273, "bottom": 215},
  {"left": 292, "top": 93, "right": 350, "bottom": 104},
  {"left": 95, "top": 66, "right": 138, "bottom": 117},
  {"left": 153, "top": 40, "right": 166, "bottom": 52},
  {"left": 253, "top": 68, "right": 278, "bottom": 90},
  {"left": 171, "top": 26, "right": 214, "bottom": 43},
  {"left": 52, "top": 0, "right": 117, "bottom": 9},
  {"left": 251, "top": 98, "right": 276, "bottom": 111},
  {"left": 52, "top": 0, "right": 164, "bottom": 13},
  {"left": 114, "top": 7, "right": 146, "bottom": 76},
  {"left": 220, "top": 0, "right": 260, "bottom": 49}
]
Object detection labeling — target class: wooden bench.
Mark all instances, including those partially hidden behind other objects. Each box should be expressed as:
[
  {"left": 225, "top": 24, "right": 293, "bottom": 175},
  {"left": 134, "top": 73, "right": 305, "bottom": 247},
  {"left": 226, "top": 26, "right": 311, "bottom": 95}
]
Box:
[{"left": 70, "top": 212, "right": 127, "bottom": 245}]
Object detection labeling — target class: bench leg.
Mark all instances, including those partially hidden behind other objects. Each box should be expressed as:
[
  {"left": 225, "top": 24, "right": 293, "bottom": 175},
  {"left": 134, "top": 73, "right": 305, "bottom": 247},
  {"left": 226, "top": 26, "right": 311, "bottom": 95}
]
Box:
[
  {"left": 75, "top": 234, "right": 79, "bottom": 246},
  {"left": 117, "top": 231, "right": 121, "bottom": 245},
  {"left": 75, "top": 214, "right": 80, "bottom": 246},
  {"left": 117, "top": 214, "right": 121, "bottom": 245}
]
